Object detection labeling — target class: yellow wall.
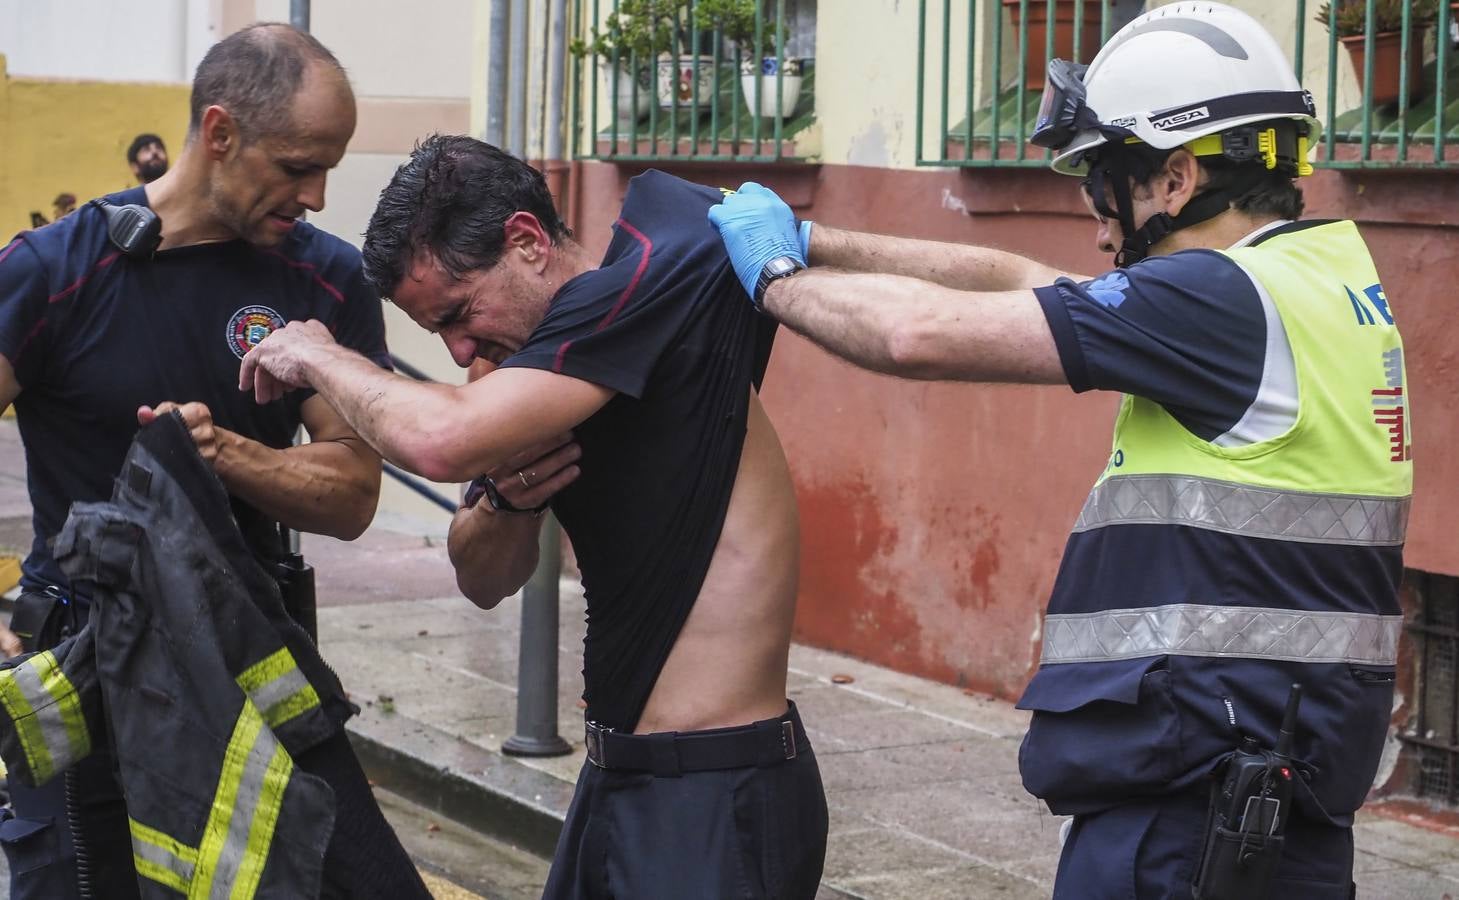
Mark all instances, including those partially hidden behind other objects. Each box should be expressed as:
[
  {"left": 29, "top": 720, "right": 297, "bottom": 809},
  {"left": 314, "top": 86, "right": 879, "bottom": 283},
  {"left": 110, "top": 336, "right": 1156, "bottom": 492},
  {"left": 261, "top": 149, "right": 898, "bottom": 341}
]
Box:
[{"left": 0, "top": 54, "right": 189, "bottom": 237}]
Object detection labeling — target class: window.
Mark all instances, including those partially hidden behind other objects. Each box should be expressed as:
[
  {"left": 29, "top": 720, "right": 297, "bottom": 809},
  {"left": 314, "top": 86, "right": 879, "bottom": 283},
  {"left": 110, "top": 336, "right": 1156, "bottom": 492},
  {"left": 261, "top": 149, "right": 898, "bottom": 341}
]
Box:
[
  {"left": 1402, "top": 570, "right": 1459, "bottom": 805},
  {"left": 571, "top": 0, "right": 817, "bottom": 162}
]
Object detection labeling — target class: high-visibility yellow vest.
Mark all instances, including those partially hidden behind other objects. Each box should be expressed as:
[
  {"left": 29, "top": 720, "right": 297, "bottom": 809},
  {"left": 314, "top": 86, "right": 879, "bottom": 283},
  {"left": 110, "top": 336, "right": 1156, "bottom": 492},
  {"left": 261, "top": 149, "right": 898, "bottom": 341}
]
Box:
[{"left": 1041, "top": 221, "right": 1411, "bottom": 667}]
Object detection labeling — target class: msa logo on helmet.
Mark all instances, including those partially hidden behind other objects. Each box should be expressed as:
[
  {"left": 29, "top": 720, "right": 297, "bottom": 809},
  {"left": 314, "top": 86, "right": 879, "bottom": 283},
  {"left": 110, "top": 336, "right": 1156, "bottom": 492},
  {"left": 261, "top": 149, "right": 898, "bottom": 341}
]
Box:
[
  {"left": 1150, "top": 106, "right": 1210, "bottom": 130},
  {"left": 1109, "top": 116, "right": 1138, "bottom": 129}
]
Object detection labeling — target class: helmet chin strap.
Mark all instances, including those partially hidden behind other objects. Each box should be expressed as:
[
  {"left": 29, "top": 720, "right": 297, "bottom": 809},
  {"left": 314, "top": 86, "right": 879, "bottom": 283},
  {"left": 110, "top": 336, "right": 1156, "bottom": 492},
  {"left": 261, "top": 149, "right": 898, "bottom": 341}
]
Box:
[{"left": 1087, "top": 150, "right": 1268, "bottom": 267}]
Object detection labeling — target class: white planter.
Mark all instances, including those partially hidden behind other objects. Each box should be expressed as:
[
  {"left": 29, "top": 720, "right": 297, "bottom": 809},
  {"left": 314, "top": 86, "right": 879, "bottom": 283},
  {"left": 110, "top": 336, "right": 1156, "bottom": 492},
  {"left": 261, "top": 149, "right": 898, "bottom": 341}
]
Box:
[
  {"left": 656, "top": 55, "right": 717, "bottom": 111},
  {"left": 602, "top": 63, "right": 651, "bottom": 127},
  {"left": 739, "top": 57, "right": 804, "bottom": 119}
]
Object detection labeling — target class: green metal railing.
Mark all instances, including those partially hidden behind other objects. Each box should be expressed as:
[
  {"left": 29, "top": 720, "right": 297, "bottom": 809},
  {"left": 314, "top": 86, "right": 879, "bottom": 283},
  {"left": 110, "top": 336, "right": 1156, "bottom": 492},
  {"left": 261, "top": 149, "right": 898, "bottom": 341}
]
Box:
[
  {"left": 570, "top": 0, "right": 815, "bottom": 162},
  {"left": 1305, "top": 0, "right": 1455, "bottom": 168},
  {"left": 916, "top": 0, "right": 1459, "bottom": 170}
]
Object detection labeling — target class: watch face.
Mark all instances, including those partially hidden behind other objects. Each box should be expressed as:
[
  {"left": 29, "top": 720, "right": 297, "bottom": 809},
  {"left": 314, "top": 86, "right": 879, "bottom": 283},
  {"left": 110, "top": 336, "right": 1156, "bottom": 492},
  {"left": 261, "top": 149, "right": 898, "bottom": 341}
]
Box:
[{"left": 767, "top": 256, "right": 802, "bottom": 276}]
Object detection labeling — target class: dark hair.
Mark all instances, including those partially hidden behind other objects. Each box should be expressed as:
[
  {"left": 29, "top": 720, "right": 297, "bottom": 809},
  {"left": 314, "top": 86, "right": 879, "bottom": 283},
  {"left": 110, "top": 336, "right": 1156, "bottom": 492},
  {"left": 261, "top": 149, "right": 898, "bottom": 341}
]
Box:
[
  {"left": 126, "top": 133, "right": 164, "bottom": 164},
  {"left": 189, "top": 23, "right": 347, "bottom": 142},
  {"left": 361, "top": 135, "right": 573, "bottom": 297},
  {"left": 1197, "top": 160, "right": 1305, "bottom": 221},
  {"left": 1118, "top": 121, "right": 1306, "bottom": 222}
]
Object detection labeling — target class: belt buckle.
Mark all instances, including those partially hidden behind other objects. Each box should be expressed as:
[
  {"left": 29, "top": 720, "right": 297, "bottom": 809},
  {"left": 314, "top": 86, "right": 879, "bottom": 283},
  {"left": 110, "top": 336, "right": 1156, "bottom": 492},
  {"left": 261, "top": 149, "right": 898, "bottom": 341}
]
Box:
[
  {"left": 585, "top": 720, "right": 611, "bottom": 768},
  {"left": 781, "top": 720, "right": 797, "bottom": 761}
]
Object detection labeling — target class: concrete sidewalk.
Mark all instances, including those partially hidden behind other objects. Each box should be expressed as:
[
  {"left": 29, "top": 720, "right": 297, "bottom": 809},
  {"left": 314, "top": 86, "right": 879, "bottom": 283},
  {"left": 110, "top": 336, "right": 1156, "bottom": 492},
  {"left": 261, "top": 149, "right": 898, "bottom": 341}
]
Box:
[{"left": 310, "top": 524, "right": 1459, "bottom": 900}]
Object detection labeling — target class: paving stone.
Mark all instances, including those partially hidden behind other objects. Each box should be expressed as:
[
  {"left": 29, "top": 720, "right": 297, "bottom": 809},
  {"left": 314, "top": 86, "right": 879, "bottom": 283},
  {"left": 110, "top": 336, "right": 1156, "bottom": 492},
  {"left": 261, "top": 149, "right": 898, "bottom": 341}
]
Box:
[
  {"left": 319, "top": 595, "right": 503, "bottom": 643},
  {"left": 1352, "top": 815, "right": 1459, "bottom": 871},
  {"left": 821, "top": 824, "right": 974, "bottom": 883},
  {"left": 827, "top": 862, "right": 1047, "bottom": 900}
]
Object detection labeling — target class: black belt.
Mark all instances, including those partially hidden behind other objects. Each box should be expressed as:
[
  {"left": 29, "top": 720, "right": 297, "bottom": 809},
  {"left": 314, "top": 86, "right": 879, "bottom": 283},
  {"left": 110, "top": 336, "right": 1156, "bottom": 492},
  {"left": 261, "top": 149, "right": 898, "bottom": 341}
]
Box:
[{"left": 585, "top": 701, "right": 808, "bottom": 776}]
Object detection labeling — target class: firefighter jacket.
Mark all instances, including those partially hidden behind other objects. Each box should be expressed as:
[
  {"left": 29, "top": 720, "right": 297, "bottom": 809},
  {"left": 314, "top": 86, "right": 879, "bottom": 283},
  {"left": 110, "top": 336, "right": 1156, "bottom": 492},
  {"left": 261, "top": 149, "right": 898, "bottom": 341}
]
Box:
[{"left": 0, "top": 413, "right": 356, "bottom": 898}]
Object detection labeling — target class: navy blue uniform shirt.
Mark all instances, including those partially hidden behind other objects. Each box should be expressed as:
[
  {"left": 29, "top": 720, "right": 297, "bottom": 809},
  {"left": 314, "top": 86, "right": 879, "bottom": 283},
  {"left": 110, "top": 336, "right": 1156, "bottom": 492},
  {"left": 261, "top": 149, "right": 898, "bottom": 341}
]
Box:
[
  {"left": 0, "top": 188, "right": 390, "bottom": 591},
  {"left": 1035, "top": 245, "right": 1272, "bottom": 440}
]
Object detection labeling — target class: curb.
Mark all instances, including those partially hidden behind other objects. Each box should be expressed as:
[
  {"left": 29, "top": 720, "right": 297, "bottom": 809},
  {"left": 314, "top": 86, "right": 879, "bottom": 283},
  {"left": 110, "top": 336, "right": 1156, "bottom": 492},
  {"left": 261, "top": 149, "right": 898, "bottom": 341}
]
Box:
[{"left": 346, "top": 707, "right": 575, "bottom": 861}]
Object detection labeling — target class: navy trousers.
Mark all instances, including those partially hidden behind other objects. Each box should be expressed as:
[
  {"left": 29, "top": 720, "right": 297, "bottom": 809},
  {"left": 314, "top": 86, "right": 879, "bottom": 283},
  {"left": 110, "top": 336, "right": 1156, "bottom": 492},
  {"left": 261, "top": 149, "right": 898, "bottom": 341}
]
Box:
[
  {"left": 544, "top": 737, "right": 827, "bottom": 898},
  {"left": 1053, "top": 789, "right": 1357, "bottom": 899}
]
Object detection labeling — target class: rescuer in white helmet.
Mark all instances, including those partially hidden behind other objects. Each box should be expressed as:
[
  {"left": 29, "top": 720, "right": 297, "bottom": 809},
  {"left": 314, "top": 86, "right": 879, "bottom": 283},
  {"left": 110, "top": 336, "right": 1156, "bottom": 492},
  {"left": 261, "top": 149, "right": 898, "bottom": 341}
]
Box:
[{"left": 710, "top": 3, "right": 1409, "bottom": 897}]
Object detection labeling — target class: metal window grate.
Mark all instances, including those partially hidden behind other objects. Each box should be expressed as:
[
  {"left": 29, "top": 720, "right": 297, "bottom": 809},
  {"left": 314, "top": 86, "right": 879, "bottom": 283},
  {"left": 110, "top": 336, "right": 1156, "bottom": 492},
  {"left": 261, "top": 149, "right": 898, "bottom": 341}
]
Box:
[
  {"left": 915, "top": 0, "right": 1459, "bottom": 170},
  {"left": 570, "top": 0, "right": 817, "bottom": 163},
  {"left": 1403, "top": 570, "right": 1459, "bottom": 805}
]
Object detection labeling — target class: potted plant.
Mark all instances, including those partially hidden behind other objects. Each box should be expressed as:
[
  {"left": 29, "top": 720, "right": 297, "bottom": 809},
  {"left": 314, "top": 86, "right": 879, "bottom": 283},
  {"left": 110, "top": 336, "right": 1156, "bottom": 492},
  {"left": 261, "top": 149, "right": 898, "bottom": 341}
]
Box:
[
  {"left": 572, "top": 1, "right": 716, "bottom": 118},
  {"left": 617, "top": 0, "right": 717, "bottom": 113},
  {"left": 1316, "top": 0, "right": 1437, "bottom": 107},
  {"left": 699, "top": 0, "right": 803, "bottom": 120},
  {"left": 1003, "top": 0, "right": 1103, "bottom": 91},
  {"left": 569, "top": 9, "right": 657, "bottom": 127}
]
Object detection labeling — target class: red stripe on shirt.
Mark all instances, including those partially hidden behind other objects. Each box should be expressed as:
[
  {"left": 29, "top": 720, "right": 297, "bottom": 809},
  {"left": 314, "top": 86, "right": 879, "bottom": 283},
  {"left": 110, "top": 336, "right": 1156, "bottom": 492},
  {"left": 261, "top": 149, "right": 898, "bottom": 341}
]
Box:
[
  {"left": 12, "top": 316, "right": 49, "bottom": 365},
  {"left": 0, "top": 237, "right": 26, "bottom": 267},
  {"left": 552, "top": 217, "right": 653, "bottom": 373},
  {"left": 47, "top": 252, "right": 121, "bottom": 305},
  {"left": 260, "top": 248, "right": 347, "bottom": 304}
]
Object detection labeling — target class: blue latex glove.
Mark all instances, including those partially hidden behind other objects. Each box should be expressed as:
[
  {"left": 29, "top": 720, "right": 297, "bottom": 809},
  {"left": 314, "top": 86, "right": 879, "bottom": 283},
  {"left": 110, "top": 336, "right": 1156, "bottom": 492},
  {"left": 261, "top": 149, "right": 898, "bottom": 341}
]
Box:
[{"left": 708, "top": 182, "right": 805, "bottom": 303}]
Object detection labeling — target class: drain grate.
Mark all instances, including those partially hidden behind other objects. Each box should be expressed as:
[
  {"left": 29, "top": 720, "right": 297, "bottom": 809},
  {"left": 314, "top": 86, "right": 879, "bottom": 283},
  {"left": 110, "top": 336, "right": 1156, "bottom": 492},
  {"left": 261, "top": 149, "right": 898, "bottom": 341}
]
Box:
[{"left": 1403, "top": 570, "right": 1459, "bottom": 805}]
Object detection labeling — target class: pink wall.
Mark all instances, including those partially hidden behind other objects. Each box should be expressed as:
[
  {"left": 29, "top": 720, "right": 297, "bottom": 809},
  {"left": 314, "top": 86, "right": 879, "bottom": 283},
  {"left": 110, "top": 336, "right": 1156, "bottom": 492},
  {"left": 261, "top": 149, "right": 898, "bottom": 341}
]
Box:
[{"left": 566, "top": 160, "right": 1459, "bottom": 700}]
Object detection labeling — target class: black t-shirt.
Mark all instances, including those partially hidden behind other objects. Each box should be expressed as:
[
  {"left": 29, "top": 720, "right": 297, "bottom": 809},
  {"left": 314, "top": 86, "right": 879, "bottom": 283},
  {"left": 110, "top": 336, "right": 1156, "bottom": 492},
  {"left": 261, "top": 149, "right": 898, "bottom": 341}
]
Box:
[
  {"left": 0, "top": 188, "right": 390, "bottom": 591},
  {"left": 499, "top": 170, "right": 775, "bottom": 731}
]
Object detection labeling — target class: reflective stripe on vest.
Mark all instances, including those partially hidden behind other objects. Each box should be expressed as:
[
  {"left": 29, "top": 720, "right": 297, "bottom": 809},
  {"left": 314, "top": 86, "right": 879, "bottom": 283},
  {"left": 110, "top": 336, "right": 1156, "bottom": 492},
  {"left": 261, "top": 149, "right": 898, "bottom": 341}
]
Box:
[
  {"left": 0, "top": 651, "right": 91, "bottom": 784},
  {"left": 1073, "top": 474, "right": 1410, "bottom": 546},
  {"left": 131, "top": 818, "right": 198, "bottom": 895},
  {"left": 235, "top": 647, "right": 320, "bottom": 730},
  {"left": 1041, "top": 603, "right": 1402, "bottom": 665},
  {"left": 131, "top": 701, "right": 294, "bottom": 899}
]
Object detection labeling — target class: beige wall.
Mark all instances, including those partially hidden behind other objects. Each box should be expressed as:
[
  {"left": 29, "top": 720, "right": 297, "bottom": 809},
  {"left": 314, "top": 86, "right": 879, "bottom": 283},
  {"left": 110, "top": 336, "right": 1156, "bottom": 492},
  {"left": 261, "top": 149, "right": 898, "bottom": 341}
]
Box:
[{"left": 240, "top": 1, "right": 477, "bottom": 526}]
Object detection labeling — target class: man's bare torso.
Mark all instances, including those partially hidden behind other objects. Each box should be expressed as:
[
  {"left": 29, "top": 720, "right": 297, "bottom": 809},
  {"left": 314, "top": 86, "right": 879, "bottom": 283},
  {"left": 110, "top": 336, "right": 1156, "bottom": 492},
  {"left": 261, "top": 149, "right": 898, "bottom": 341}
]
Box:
[{"left": 634, "top": 390, "right": 799, "bottom": 734}]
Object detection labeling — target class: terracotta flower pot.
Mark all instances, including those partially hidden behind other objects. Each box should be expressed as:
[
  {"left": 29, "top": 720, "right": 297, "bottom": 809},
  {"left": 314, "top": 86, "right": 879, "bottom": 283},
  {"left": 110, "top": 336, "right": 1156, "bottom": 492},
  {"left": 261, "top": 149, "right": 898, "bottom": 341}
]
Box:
[
  {"left": 1340, "top": 30, "right": 1425, "bottom": 107},
  {"left": 1002, "top": 0, "right": 1103, "bottom": 91}
]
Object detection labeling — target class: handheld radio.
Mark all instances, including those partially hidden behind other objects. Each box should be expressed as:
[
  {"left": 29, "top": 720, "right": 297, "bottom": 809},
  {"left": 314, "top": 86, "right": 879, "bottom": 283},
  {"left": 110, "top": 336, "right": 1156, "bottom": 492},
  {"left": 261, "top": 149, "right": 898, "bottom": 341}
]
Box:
[
  {"left": 91, "top": 199, "right": 162, "bottom": 259},
  {"left": 1192, "top": 683, "right": 1303, "bottom": 900}
]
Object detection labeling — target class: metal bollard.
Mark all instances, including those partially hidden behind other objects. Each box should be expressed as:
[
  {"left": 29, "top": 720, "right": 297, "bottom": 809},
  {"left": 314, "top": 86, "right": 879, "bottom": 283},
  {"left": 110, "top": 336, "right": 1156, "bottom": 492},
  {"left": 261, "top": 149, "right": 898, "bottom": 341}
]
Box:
[
  {"left": 289, "top": 0, "right": 310, "bottom": 32},
  {"left": 502, "top": 515, "right": 572, "bottom": 757}
]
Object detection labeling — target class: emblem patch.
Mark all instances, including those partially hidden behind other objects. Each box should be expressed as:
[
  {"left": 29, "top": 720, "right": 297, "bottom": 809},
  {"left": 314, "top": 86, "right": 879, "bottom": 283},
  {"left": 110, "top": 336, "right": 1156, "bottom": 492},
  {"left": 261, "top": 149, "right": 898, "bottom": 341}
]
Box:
[
  {"left": 1372, "top": 347, "right": 1410, "bottom": 463},
  {"left": 226, "top": 305, "right": 286, "bottom": 359}
]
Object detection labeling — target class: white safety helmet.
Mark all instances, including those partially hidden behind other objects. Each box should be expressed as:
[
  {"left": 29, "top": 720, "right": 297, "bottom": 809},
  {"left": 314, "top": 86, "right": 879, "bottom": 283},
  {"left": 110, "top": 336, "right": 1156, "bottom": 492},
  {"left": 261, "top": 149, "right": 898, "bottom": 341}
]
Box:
[
  {"left": 1029, "top": 2, "right": 1320, "bottom": 265},
  {"left": 1039, "top": 1, "right": 1320, "bottom": 175}
]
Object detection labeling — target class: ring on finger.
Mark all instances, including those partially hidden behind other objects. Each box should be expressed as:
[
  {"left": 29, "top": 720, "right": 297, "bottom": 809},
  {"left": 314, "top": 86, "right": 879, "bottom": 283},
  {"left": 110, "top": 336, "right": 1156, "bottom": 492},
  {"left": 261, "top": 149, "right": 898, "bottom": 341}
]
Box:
[{"left": 518, "top": 470, "right": 532, "bottom": 488}]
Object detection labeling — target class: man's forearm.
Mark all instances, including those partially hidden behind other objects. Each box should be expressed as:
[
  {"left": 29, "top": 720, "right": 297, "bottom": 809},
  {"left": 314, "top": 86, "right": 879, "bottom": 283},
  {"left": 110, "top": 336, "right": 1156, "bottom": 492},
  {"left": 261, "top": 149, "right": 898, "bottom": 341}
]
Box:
[
  {"left": 447, "top": 506, "right": 543, "bottom": 609},
  {"left": 764, "top": 268, "right": 1065, "bottom": 384},
  {"left": 300, "top": 343, "right": 478, "bottom": 481},
  {"left": 214, "top": 432, "right": 379, "bottom": 540},
  {"left": 809, "top": 225, "right": 1075, "bottom": 291}
]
